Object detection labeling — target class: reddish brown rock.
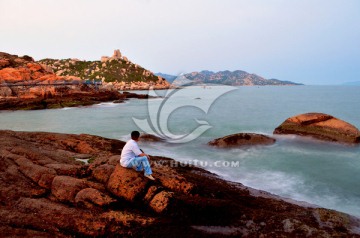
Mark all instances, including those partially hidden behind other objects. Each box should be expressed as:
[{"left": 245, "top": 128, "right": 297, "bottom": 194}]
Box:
[
  {"left": 0, "top": 52, "right": 130, "bottom": 109},
  {"left": 154, "top": 162, "right": 195, "bottom": 194},
  {"left": 12, "top": 197, "right": 108, "bottom": 236},
  {"left": 208, "top": 133, "right": 276, "bottom": 148},
  {"left": 107, "top": 164, "right": 149, "bottom": 202},
  {"left": 51, "top": 176, "right": 88, "bottom": 203},
  {"left": 38, "top": 173, "right": 56, "bottom": 189},
  {"left": 92, "top": 164, "right": 115, "bottom": 184},
  {"left": 1, "top": 130, "right": 360, "bottom": 237},
  {"left": 45, "top": 163, "right": 83, "bottom": 176},
  {"left": 0, "top": 58, "right": 10, "bottom": 68},
  {"left": 14, "top": 157, "right": 57, "bottom": 184},
  {"left": 75, "top": 188, "right": 116, "bottom": 208},
  {"left": 274, "top": 112, "right": 360, "bottom": 144},
  {"left": 149, "top": 191, "right": 174, "bottom": 213},
  {"left": 143, "top": 186, "right": 162, "bottom": 202}
]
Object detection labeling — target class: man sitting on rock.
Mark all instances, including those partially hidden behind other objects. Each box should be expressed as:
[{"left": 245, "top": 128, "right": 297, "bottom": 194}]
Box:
[{"left": 120, "top": 131, "right": 155, "bottom": 180}]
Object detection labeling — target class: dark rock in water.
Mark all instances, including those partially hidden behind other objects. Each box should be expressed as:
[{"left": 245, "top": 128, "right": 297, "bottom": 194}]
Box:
[
  {"left": 1, "top": 130, "right": 359, "bottom": 237},
  {"left": 140, "top": 133, "right": 165, "bottom": 142},
  {"left": 113, "top": 99, "right": 125, "bottom": 103},
  {"left": 208, "top": 133, "right": 276, "bottom": 148},
  {"left": 122, "top": 91, "right": 149, "bottom": 99},
  {"left": 274, "top": 112, "right": 360, "bottom": 144}
]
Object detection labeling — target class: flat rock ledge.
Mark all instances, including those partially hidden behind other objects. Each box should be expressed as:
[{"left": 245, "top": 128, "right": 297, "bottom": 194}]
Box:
[
  {"left": 208, "top": 133, "right": 276, "bottom": 148},
  {"left": 1, "top": 130, "right": 360, "bottom": 237},
  {"left": 274, "top": 112, "right": 360, "bottom": 144}
]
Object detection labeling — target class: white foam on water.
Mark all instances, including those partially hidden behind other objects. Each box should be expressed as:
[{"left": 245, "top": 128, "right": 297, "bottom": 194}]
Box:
[{"left": 93, "top": 102, "right": 117, "bottom": 107}]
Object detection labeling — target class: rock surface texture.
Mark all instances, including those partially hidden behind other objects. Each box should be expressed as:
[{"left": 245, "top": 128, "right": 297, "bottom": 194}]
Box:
[
  {"left": 274, "top": 112, "right": 360, "bottom": 144},
  {"left": 208, "top": 133, "right": 276, "bottom": 148},
  {"left": 1, "top": 130, "right": 360, "bottom": 237}
]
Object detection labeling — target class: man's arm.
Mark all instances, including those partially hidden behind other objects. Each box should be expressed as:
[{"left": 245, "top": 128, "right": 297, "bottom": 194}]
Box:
[{"left": 139, "top": 149, "right": 150, "bottom": 160}]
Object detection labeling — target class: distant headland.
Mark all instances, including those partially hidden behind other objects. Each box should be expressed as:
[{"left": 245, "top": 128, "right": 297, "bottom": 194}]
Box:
[{"left": 156, "top": 70, "right": 302, "bottom": 86}]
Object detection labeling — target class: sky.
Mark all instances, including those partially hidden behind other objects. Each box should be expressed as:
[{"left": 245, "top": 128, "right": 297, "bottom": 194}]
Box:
[{"left": 1, "top": 0, "right": 359, "bottom": 85}]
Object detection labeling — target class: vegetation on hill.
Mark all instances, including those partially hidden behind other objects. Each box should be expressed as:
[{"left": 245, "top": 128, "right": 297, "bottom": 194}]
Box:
[
  {"left": 156, "top": 70, "right": 302, "bottom": 86},
  {"left": 38, "top": 58, "right": 160, "bottom": 83},
  {"left": 184, "top": 70, "right": 302, "bottom": 86}
]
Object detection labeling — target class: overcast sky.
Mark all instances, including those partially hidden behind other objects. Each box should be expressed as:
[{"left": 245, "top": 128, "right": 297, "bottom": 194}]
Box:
[{"left": 1, "top": 0, "right": 359, "bottom": 85}]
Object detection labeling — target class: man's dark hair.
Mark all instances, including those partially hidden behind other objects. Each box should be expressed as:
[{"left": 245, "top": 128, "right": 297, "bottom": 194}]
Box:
[{"left": 131, "top": 131, "right": 140, "bottom": 140}]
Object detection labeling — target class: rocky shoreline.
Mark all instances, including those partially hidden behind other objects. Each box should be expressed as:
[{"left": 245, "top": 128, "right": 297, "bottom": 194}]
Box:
[
  {"left": 0, "top": 90, "right": 151, "bottom": 110},
  {"left": 0, "top": 52, "right": 154, "bottom": 110},
  {"left": 1, "top": 130, "right": 359, "bottom": 237}
]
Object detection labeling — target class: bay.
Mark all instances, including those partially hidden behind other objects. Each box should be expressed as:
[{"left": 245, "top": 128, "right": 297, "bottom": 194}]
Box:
[{"left": 1, "top": 85, "right": 359, "bottom": 217}]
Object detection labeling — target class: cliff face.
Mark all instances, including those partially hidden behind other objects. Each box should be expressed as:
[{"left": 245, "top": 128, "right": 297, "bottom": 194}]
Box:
[
  {"left": 182, "top": 70, "right": 301, "bottom": 86},
  {"left": 38, "top": 50, "right": 170, "bottom": 90},
  {"left": 0, "top": 52, "right": 81, "bottom": 99},
  {"left": 1, "top": 130, "right": 359, "bottom": 237}
]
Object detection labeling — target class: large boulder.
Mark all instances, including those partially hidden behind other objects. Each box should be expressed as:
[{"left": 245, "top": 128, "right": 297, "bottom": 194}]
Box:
[
  {"left": 107, "top": 164, "right": 149, "bottom": 202},
  {"left": 75, "top": 188, "right": 116, "bottom": 208},
  {"left": 149, "top": 191, "right": 174, "bottom": 213},
  {"left": 274, "top": 113, "right": 360, "bottom": 144},
  {"left": 92, "top": 164, "right": 115, "bottom": 184},
  {"left": 51, "top": 176, "right": 88, "bottom": 203},
  {"left": 208, "top": 133, "right": 276, "bottom": 148}
]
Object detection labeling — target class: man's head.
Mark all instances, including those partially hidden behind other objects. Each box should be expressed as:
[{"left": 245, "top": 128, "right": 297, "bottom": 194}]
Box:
[{"left": 131, "top": 131, "right": 140, "bottom": 141}]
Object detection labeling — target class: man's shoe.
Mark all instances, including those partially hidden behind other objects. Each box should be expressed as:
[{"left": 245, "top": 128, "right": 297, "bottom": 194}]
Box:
[{"left": 144, "top": 174, "right": 155, "bottom": 180}]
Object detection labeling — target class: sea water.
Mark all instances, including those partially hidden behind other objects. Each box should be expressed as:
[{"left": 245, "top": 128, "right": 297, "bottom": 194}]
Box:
[{"left": 1, "top": 86, "right": 359, "bottom": 217}]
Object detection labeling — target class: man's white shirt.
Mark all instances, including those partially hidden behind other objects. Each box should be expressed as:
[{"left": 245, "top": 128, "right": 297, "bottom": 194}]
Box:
[{"left": 120, "top": 139, "right": 142, "bottom": 167}]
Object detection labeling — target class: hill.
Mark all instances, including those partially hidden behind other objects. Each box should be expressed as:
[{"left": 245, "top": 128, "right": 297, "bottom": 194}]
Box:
[
  {"left": 0, "top": 52, "right": 148, "bottom": 110},
  {"left": 38, "top": 50, "right": 170, "bottom": 90},
  {"left": 157, "top": 70, "right": 302, "bottom": 86},
  {"left": 185, "top": 70, "right": 301, "bottom": 86}
]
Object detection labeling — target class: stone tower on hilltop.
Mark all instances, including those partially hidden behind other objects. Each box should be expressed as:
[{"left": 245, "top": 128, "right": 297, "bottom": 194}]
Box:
[
  {"left": 101, "top": 49, "right": 124, "bottom": 63},
  {"left": 112, "top": 49, "right": 121, "bottom": 59}
]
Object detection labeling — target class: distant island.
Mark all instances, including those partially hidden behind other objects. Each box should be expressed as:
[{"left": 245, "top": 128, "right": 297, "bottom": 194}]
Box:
[{"left": 156, "top": 70, "right": 302, "bottom": 86}]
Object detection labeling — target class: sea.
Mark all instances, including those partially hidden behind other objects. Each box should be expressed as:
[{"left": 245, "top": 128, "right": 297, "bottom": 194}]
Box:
[{"left": 1, "top": 85, "right": 360, "bottom": 217}]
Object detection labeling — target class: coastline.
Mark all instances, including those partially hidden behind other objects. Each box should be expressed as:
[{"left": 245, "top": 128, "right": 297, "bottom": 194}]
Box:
[
  {"left": 0, "top": 90, "right": 152, "bottom": 111},
  {"left": 1, "top": 130, "right": 359, "bottom": 237}
]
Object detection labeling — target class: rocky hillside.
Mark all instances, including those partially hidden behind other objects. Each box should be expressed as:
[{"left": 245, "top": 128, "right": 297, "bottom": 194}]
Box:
[
  {"left": 1, "top": 130, "right": 360, "bottom": 237},
  {"left": 0, "top": 52, "right": 149, "bottom": 110},
  {"left": 159, "top": 70, "right": 301, "bottom": 86},
  {"left": 39, "top": 50, "right": 170, "bottom": 90}
]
